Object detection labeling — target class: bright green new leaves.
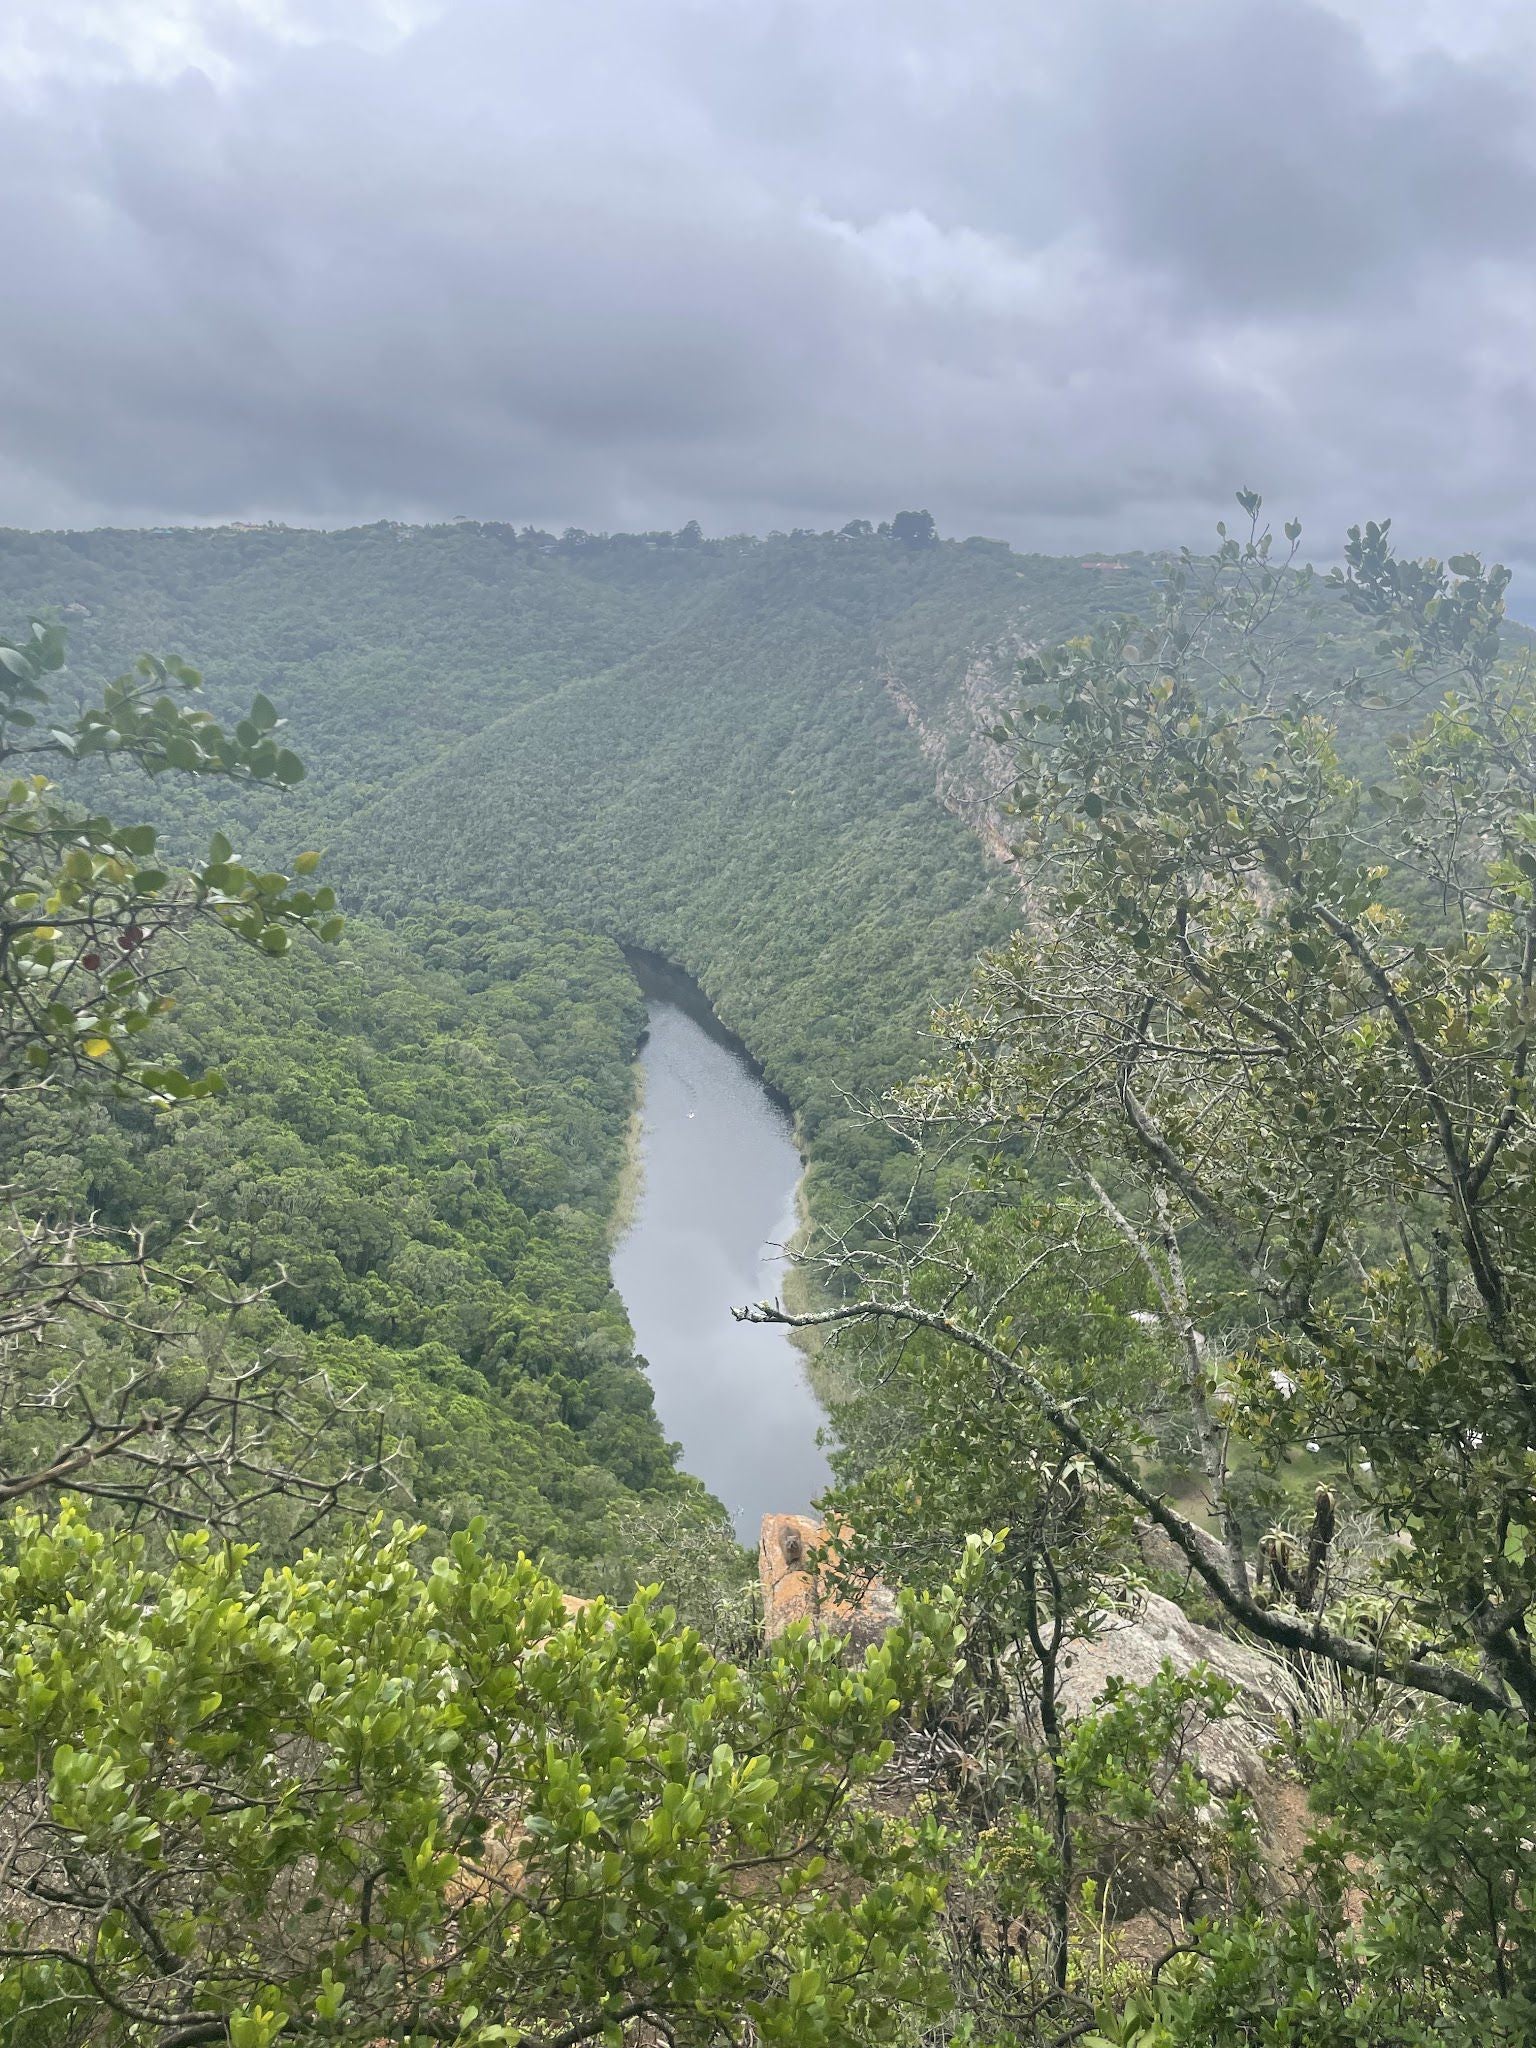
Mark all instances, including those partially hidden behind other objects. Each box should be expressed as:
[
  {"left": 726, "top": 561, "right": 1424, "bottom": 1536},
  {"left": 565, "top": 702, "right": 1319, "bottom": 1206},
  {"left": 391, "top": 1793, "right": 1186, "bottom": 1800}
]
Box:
[
  {"left": 0, "top": 622, "right": 339, "bottom": 1105},
  {"left": 0, "top": 1508, "right": 960, "bottom": 2048}
]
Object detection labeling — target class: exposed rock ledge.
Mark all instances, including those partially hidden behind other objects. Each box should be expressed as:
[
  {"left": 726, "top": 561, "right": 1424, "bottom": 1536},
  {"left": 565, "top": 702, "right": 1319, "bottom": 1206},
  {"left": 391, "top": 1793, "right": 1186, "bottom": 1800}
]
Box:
[
  {"left": 759, "top": 1514, "right": 1291, "bottom": 1798},
  {"left": 759, "top": 1513, "right": 902, "bottom": 1654}
]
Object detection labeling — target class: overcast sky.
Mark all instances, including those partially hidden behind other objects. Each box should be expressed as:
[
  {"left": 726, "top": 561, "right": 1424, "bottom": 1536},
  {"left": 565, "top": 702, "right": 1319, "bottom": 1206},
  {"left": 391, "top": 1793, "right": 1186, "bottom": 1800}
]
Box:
[{"left": 4, "top": 0, "right": 1536, "bottom": 570}]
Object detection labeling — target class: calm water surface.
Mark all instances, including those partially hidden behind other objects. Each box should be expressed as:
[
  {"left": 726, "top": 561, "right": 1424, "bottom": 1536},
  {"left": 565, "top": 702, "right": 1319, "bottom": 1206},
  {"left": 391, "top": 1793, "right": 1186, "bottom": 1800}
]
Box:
[{"left": 611, "top": 998, "right": 832, "bottom": 1539}]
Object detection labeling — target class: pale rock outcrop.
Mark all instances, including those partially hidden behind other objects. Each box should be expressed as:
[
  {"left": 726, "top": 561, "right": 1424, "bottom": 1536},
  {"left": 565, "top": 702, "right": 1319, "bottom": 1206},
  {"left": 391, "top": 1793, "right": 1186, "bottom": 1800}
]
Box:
[
  {"left": 1134, "top": 1512, "right": 1228, "bottom": 1584},
  {"left": 759, "top": 1515, "right": 1291, "bottom": 1797},
  {"left": 1057, "top": 1588, "right": 1289, "bottom": 1797}
]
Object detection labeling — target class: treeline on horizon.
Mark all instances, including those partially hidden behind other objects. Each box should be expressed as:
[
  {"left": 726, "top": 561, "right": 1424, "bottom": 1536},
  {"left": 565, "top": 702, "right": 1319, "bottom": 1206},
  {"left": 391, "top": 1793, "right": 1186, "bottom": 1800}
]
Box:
[{"left": 0, "top": 505, "right": 1178, "bottom": 555}]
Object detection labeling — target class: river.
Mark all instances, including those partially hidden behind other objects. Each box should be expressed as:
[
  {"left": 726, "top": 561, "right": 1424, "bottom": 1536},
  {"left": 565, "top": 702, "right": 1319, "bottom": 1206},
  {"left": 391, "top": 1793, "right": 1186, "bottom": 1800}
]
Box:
[{"left": 610, "top": 960, "right": 832, "bottom": 1539}]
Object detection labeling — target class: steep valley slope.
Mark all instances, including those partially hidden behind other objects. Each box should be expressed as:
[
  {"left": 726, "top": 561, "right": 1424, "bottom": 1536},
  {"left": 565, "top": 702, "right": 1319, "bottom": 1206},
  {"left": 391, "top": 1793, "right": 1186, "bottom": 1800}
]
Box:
[
  {"left": 0, "top": 522, "right": 1167, "bottom": 1212},
  {"left": 0, "top": 521, "right": 1172, "bottom": 1565}
]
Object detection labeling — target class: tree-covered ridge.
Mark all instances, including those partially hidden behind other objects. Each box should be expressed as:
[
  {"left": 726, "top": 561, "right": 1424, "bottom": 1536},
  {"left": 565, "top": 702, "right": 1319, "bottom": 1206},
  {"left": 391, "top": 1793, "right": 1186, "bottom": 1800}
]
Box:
[
  {"left": 9, "top": 905, "right": 705, "bottom": 1584},
  {"left": 0, "top": 520, "right": 1412, "bottom": 1225},
  {"left": 0, "top": 525, "right": 1170, "bottom": 1215},
  {"left": 0, "top": 523, "right": 1191, "bottom": 1564},
  {"left": 0, "top": 523, "right": 736, "bottom": 830},
  {"left": 328, "top": 535, "right": 1158, "bottom": 1214}
]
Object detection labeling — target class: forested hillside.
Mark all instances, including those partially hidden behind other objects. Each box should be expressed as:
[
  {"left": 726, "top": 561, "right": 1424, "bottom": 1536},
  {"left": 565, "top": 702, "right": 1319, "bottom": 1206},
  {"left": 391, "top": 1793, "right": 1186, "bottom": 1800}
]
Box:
[
  {"left": 6, "top": 517, "right": 1536, "bottom": 2043},
  {"left": 0, "top": 519, "right": 1422, "bottom": 1562},
  {"left": 5, "top": 900, "right": 711, "bottom": 1583},
  {"left": 0, "top": 521, "right": 1178, "bottom": 1575},
  {"left": 0, "top": 522, "right": 1165, "bottom": 1210}
]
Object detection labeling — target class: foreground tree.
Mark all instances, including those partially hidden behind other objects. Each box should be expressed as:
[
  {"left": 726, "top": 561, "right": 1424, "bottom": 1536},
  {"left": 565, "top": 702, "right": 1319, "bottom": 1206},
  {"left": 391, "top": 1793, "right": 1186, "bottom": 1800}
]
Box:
[
  {"left": 0, "top": 1506, "right": 962, "bottom": 2047},
  {"left": 0, "top": 620, "right": 336, "bottom": 1105},
  {"left": 756, "top": 501, "right": 1536, "bottom": 1713},
  {"left": 813, "top": 1203, "right": 1265, "bottom": 2041},
  {"left": 0, "top": 621, "right": 374, "bottom": 1533},
  {"left": 749, "top": 502, "right": 1536, "bottom": 2036}
]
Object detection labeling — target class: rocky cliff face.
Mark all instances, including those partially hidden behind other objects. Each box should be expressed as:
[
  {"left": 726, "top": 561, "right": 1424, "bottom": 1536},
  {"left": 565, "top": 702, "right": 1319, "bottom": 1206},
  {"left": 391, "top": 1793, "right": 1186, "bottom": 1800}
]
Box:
[
  {"left": 881, "top": 640, "right": 1024, "bottom": 872},
  {"left": 758, "top": 1514, "right": 1292, "bottom": 1798}
]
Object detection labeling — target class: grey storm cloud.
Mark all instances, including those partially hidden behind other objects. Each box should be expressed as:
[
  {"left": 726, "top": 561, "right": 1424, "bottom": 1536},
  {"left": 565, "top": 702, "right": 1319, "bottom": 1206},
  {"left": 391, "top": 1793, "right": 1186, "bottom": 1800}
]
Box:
[{"left": 2, "top": 0, "right": 1536, "bottom": 569}]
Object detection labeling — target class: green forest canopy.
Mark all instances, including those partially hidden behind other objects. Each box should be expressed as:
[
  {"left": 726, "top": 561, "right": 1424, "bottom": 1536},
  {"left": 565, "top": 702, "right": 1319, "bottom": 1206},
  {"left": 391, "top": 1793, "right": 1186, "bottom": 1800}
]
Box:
[
  {"left": 5, "top": 513, "right": 1536, "bottom": 2042},
  {"left": 0, "top": 516, "right": 1424, "bottom": 1570},
  {"left": 0, "top": 522, "right": 1168, "bottom": 1213}
]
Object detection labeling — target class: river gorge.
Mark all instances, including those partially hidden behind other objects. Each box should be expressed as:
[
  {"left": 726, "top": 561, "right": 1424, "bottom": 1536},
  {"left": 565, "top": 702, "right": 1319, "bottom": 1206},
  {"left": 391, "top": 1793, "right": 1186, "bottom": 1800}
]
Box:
[{"left": 610, "top": 958, "right": 831, "bottom": 1538}]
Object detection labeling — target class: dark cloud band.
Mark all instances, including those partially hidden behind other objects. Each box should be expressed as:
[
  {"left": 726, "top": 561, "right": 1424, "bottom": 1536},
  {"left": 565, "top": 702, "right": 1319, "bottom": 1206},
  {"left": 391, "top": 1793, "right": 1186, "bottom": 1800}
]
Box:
[{"left": 1, "top": 0, "right": 1533, "bottom": 577}]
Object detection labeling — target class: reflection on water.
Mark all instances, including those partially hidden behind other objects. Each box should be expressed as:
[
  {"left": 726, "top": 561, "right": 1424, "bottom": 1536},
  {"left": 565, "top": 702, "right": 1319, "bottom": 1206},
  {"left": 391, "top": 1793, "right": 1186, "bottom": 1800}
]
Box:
[{"left": 611, "top": 999, "right": 831, "bottom": 1539}]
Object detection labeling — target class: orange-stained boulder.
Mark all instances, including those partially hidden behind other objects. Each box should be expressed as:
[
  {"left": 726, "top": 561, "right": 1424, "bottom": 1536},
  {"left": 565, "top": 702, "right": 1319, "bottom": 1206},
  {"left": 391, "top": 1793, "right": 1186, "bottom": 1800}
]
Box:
[{"left": 758, "top": 1514, "right": 900, "bottom": 1652}]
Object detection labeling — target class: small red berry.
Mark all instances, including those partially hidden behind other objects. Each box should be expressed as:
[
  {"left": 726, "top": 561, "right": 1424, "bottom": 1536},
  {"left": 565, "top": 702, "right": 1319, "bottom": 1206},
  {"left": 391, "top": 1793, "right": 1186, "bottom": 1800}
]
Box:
[{"left": 81, "top": 952, "right": 101, "bottom": 970}]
